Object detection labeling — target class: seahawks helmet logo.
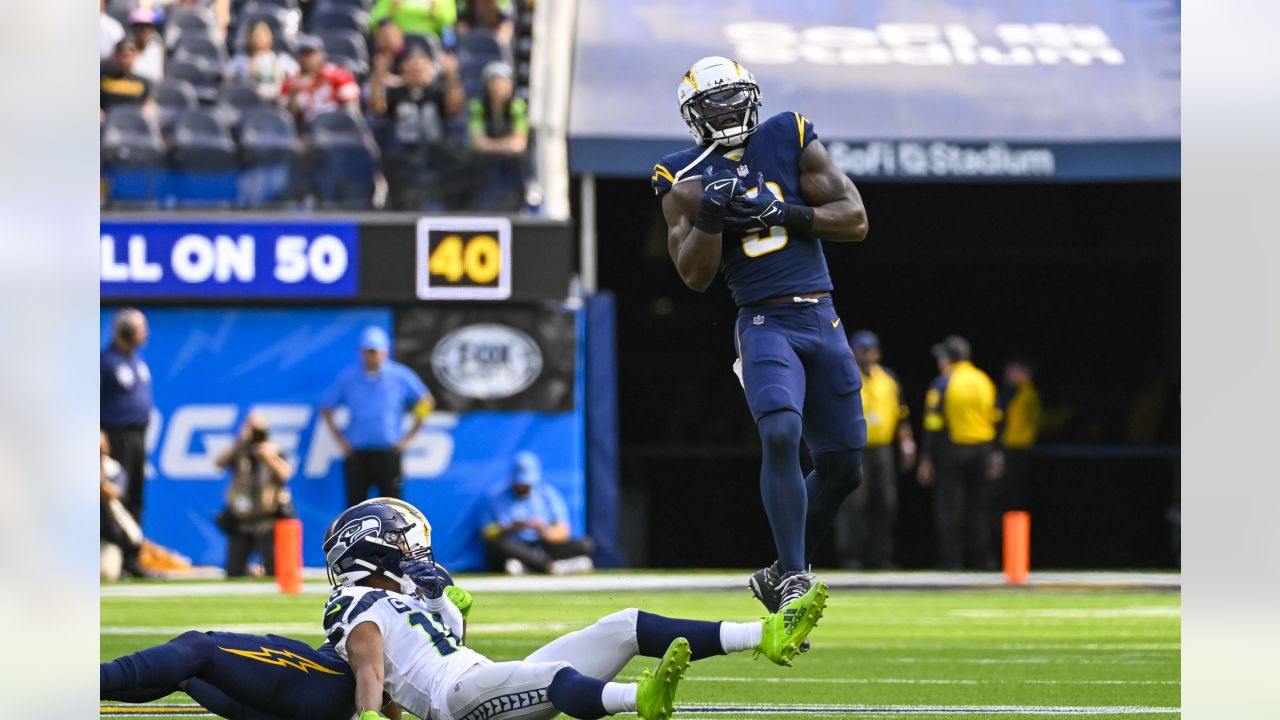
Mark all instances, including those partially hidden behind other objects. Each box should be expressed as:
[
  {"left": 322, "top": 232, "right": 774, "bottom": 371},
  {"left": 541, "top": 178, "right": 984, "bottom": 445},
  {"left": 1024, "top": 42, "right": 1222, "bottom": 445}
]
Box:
[{"left": 325, "top": 516, "right": 382, "bottom": 566}]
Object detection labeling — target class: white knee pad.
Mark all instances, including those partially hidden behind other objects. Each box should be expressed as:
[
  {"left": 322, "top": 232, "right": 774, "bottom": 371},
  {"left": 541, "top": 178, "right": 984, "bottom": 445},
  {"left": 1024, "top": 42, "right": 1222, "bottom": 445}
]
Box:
[{"left": 523, "top": 608, "right": 641, "bottom": 680}]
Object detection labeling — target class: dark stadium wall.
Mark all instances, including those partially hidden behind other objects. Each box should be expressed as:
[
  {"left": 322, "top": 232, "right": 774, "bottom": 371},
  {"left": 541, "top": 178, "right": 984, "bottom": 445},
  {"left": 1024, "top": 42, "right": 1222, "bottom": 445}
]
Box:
[{"left": 583, "top": 178, "right": 1180, "bottom": 569}]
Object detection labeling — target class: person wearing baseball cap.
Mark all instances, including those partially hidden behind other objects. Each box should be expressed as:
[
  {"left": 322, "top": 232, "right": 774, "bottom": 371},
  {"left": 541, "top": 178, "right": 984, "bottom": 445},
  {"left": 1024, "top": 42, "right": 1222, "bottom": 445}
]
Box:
[
  {"left": 319, "top": 326, "right": 436, "bottom": 506},
  {"left": 833, "top": 331, "right": 916, "bottom": 569},
  {"left": 917, "top": 334, "right": 1000, "bottom": 569},
  {"left": 480, "top": 451, "right": 596, "bottom": 576},
  {"left": 125, "top": 8, "right": 164, "bottom": 83}
]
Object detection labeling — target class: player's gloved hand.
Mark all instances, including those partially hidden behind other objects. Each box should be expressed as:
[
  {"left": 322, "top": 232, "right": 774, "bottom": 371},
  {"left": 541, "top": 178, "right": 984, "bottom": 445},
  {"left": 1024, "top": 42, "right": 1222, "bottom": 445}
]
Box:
[
  {"left": 400, "top": 559, "right": 447, "bottom": 600},
  {"left": 444, "top": 584, "right": 474, "bottom": 619},
  {"left": 724, "top": 172, "right": 815, "bottom": 234},
  {"left": 695, "top": 169, "right": 745, "bottom": 235}
]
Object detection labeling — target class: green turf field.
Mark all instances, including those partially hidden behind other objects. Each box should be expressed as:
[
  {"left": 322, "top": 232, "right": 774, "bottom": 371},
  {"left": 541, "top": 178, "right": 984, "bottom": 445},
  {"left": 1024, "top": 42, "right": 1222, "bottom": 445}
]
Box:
[{"left": 101, "top": 581, "right": 1180, "bottom": 719}]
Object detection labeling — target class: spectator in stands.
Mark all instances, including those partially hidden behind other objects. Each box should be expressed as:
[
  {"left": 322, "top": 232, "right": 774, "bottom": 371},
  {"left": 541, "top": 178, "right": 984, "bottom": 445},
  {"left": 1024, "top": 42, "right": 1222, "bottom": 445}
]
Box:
[
  {"left": 100, "top": 0, "right": 125, "bottom": 60},
  {"left": 370, "top": 46, "right": 464, "bottom": 208},
  {"left": 101, "top": 308, "right": 153, "bottom": 525},
  {"left": 126, "top": 8, "right": 165, "bottom": 83},
  {"left": 320, "top": 326, "right": 436, "bottom": 507},
  {"left": 467, "top": 60, "right": 527, "bottom": 209},
  {"left": 225, "top": 20, "right": 299, "bottom": 101},
  {"left": 918, "top": 335, "right": 1001, "bottom": 570},
  {"left": 458, "top": 0, "right": 515, "bottom": 44},
  {"left": 481, "top": 452, "right": 595, "bottom": 576},
  {"left": 369, "top": 0, "right": 458, "bottom": 41},
  {"left": 101, "top": 40, "right": 155, "bottom": 117},
  {"left": 213, "top": 411, "right": 294, "bottom": 578},
  {"left": 280, "top": 35, "right": 360, "bottom": 128}
]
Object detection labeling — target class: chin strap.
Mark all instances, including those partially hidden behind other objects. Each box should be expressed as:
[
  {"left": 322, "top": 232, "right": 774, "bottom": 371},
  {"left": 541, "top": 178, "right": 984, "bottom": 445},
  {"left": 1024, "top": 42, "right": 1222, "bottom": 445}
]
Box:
[{"left": 672, "top": 140, "right": 723, "bottom": 186}]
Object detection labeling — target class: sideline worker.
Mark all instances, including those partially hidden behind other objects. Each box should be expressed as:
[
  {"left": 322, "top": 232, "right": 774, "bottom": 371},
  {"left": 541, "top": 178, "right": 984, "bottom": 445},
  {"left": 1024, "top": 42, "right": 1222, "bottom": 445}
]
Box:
[
  {"left": 992, "top": 357, "right": 1041, "bottom": 514},
  {"left": 320, "top": 326, "right": 435, "bottom": 506},
  {"left": 834, "top": 331, "right": 915, "bottom": 569},
  {"left": 917, "top": 335, "right": 1000, "bottom": 570},
  {"left": 101, "top": 308, "right": 153, "bottom": 524}
]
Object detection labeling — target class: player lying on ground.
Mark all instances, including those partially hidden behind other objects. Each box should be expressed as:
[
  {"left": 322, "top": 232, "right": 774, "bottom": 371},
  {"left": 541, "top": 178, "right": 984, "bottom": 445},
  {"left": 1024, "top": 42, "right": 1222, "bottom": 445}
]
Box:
[
  {"left": 654, "top": 56, "right": 868, "bottom": 619},
  {"left": 323, "top": 498, "right": 828, "bottom": 720}
]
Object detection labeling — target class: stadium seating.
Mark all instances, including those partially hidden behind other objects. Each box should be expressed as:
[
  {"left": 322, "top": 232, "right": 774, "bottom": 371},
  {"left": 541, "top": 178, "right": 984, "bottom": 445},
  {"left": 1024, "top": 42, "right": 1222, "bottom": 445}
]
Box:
[
  {"left": 239, "top": 107, "right": 303, "bottom": 206},
  {"left": 216, "top": 84, "right": 266, "bottom": 133},
  {"left": 164, "top": 7, "right": 219, "bottom": 49},
  {"left": 167, "top": 59, "right": 220, "bottom": 104},
  {"left": 319, "top": 29, "right": 370, "bottom": 77},
  {"left": 102, "top": 106, "right": 166, "bottom": 203},
  {"left": 173, "top": 35, "right": 229, "bottom": 75},
  {"left": 309, "top": 111, "right": 377, "bottom": 209},
  {"left": 309, "top": 4, "right": 370, "bottom": 35},
  {"left": 153, "top": 80, "right": 200, "bottom": 134},
  {"left": 456, "top": 30, "right": 512, "bottom": 101},
  {"left": 171, "top": 109, "right": 240, "bottom": 205}
]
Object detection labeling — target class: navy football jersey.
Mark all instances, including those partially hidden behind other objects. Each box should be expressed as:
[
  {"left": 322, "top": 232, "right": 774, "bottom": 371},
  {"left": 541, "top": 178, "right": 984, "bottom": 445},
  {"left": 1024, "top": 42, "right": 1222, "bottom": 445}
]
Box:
[{"left": 653, "top": 111, "right": 832, "bottom": 307}]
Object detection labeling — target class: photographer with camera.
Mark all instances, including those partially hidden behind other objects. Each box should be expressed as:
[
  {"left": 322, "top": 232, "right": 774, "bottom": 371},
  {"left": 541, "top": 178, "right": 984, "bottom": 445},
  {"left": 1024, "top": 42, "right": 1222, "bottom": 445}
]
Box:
[{"left": 214, "top": 411, "right": 294, "bottom": 578}]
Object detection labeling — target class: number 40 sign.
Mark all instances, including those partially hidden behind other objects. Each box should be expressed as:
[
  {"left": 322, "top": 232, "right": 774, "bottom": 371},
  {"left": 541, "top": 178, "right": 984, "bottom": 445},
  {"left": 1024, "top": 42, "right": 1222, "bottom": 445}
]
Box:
[{"left": 415, "top": 217, "right": 513, "bottom": 300}]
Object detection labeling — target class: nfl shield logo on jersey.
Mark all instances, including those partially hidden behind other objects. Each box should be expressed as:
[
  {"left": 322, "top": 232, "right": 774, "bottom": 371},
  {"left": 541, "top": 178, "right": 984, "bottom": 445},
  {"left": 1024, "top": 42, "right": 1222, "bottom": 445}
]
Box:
[
  {"left": 753, "top": 315, "right": 764, "bottom": 325},
  {"left": 737, "top": 165, "right": 749, "bottom": 177}
]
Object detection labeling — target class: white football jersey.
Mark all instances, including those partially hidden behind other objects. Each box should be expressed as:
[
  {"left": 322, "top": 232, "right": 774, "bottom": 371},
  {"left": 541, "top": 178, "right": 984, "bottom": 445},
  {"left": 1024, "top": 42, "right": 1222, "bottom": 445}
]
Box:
[{"left": 325, "top": 585, "right": 490, "bottom": 718}]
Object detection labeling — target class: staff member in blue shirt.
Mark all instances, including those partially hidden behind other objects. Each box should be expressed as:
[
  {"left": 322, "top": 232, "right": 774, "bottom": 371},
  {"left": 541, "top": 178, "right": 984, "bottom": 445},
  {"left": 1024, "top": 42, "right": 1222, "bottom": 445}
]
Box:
[
  {"left": 319, "top": 326, "right": 435, "bottom": 506},
  {"left": 101, "top": 308, "right": 153, "bottom": 523},
  {"left": 480, "top": 452, "right": 595, "bottom": 575}
]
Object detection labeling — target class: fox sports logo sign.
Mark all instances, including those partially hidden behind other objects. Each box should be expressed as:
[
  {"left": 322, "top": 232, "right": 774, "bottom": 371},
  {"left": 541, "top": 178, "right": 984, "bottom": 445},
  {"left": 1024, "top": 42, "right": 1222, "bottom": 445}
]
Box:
[{"left": 431, "top": 324, "right": 543, "bottom": 400}]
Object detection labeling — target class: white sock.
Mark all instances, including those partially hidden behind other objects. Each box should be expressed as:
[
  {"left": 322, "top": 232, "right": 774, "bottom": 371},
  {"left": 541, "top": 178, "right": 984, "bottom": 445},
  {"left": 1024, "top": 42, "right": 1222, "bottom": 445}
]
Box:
[
  {"left": 600, "top": 681, "right": 637, "bottom": 714},
  {"left": 719, "top": 620, "right": 763, "bottom": 653}
]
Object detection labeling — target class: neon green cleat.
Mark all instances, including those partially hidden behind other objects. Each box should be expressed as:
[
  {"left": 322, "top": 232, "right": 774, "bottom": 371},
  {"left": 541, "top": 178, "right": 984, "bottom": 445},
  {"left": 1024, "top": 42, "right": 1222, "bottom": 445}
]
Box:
[
  {"left": 635, "top": 636, "right": 691, "bottom": 720},
  {"left": 755, "top": 580, "right": 828, "bottom": 667}
]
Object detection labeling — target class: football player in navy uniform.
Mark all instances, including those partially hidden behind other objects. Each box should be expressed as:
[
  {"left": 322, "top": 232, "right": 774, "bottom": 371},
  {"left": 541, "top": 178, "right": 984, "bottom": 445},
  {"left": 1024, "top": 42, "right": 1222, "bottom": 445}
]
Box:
[{"left": 653, "top": 56, "right": 870, "bottom": 618}]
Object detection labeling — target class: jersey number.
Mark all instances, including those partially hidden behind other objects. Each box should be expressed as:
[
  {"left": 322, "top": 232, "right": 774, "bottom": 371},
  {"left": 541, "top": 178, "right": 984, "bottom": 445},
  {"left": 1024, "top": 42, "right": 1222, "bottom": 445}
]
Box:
[
  {"left": 407, "top": 611, "right": 460, "bottom": 656},
  {"left": 741, "top": 182, "right": 788, "bottom": 258}
]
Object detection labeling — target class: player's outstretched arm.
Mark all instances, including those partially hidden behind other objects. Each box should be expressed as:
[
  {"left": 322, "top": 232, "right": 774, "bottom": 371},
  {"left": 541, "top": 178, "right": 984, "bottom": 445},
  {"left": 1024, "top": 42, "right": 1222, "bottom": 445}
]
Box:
[
  {"left": 798, "top": 139, "right": 869, "bottom": 241},
  {"left": 663, "top": 173, "right": 738, "bottom": 291},
  {"left": 347, "top": 622, "right": 388, "bottom": 719}
]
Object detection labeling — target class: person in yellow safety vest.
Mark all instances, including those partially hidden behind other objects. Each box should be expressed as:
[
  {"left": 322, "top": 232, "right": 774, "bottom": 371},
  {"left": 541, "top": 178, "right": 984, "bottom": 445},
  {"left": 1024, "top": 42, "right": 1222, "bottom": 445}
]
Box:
[
  {"left": 917, "top": 335, "right": 1001, "bottom": 570},
  {"left": 834, "top": 331, "right": 915, "bottom": 569},
  {"left": 991, "top": 357, "right": 1041, "bottom": 520}
]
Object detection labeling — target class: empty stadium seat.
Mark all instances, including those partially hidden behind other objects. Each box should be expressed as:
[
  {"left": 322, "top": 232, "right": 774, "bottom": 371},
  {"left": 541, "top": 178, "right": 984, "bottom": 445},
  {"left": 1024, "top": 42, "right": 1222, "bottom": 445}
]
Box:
[
  {"left": 102, "top": 106, "right": 165, "bottom": 169},
  {"left": 216, "top": 83, "right": 265, "bottom": 131},
  {"left": 238, "top": 107, "right": 302, "bottom": 206},
  {"left": 152, "top": 80, "right": 199, "bottom": 133},
  {"left": 320, "top": 29, "right": 370, "bottom": 76},
  {"left": 102, "top": 106, "right": 166, "bottom": 204},
  {"left": 309, "top": 111, "right": 376, "bottom": 208},
  {"left": 173, "top": 35, "right": 228, "bottom": 74},
  {"left": 167, "top": 59, "right": 220, "bottom": 103},
  {"left": 309, "top": 4, "right": 369, "bottom": 35},
  {"left": 164, "top": 7, "right": 219, "bottom": 49},
  {"left": 171, "top": 109, "right": 239, "bottom": 204}
]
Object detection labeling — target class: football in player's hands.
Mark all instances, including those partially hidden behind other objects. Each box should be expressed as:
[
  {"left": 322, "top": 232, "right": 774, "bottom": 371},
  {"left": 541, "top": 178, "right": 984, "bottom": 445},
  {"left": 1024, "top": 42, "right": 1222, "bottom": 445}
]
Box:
[{"left": 399, "top": 559, "right": 446, "bottom": 599}]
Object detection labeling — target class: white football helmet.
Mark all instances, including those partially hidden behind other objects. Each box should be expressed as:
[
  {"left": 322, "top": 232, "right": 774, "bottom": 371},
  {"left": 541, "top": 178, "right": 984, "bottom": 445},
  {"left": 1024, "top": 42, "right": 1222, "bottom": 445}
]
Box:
[{"left": 677, "top": 56, "right": 762, "bottom": 146}]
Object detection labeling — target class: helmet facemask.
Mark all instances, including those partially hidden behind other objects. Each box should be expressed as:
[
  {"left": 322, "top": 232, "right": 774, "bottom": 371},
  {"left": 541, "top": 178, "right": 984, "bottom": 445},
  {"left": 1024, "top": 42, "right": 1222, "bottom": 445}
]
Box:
[{"left": 681, "top": 82, "right": 761, "bottom": 146}]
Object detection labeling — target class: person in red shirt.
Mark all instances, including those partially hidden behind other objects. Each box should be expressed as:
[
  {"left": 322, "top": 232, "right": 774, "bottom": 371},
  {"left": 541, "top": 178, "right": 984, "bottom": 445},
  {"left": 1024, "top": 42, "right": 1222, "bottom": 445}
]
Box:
[{"left": 280, "top": 35, "right": 360, "bottom": 128}]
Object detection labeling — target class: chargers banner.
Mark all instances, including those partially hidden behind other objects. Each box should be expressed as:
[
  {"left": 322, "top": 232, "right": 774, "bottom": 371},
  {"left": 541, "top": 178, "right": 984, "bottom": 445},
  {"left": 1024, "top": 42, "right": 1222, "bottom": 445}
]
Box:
[
  {"left": 101, "top": 221, "right": 359, "bottom": 298},
  {"left": 569, "top": 0, "right": 1180, "bottom": 180},
  {"left": 98, "top": 307, "right": 584, "bottom": 571}
]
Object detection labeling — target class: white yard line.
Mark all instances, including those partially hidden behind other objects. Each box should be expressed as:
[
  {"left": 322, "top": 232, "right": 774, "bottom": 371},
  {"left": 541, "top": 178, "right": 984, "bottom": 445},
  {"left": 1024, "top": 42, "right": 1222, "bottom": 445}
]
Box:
[{"left": 99, "top": 571, "right": 1181, "bottom": 598}]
